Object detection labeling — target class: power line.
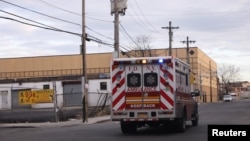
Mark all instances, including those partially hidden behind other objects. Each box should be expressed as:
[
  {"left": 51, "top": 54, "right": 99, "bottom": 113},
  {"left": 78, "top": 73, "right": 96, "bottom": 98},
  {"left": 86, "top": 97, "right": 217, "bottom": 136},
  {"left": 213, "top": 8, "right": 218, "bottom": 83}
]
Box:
[
  {"left": 85, "top": 24, "right": 134, "bottom": 52},
  {"left": 134, "top": 0, "right": 161, "bottom": 33},
  {"left": 174, "top": 28, "right": 188, "bottom": 45},
  {"left": 120, "top": 23, "right": 141, "bottom": 48},
  {"left": 34, "top": 0, "right": 81, "bottom": 16},
  {"left": 87, "top": 34, "right": 113, "bottom": 47},
  {"left": 127, "top": 1, "right": 162, "bottom": 34},
  {"left": 0, "top": 15, "right": 115, "bottom": 47},
  {"left": 34, "top": 0, "right": 112, "bottom": 23},
  {"left": 36, "top": 0, "right": 112, "bottom": 23},
  {"left": 86, "top": 26, "right": 134, "bottom": 52},
  {"left": 127, "top": 1, "right": 151, "bottom": 33},
  {"left": 0, "top": 16, "right": 81, "bottom": 36},
  {"left": 86, "top": 16, "right": 112, "bottom": 22},
  {"left": 0, "top": 10, "right": 58, "bottom": 30},
  {"left": 120, "top": 23, "right": 147, "bottom": 57},
  {"left": 1, "top": 0, "right": 135, "bottom": 55},
  {"left": 0, "top": 0, "right": 81, "bottom": 26},
  {"left": 86, "top": 26, "right": 113, "bottom": 40}
]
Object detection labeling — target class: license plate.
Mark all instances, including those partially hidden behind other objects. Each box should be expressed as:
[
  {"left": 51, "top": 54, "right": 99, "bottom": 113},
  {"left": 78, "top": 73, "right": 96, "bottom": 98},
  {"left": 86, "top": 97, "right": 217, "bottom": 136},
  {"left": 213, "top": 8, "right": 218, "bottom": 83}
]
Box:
[{"left": 137, "top": 113, "right": 148, "bottom": 118}]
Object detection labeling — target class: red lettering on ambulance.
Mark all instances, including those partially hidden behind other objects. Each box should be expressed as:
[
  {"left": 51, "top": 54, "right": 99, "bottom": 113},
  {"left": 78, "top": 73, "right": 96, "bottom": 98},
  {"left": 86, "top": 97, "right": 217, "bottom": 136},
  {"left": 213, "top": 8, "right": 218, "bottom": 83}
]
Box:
[
  {"left": 143, "top": 87, "right": 156, "bottom": 92},
  {"left": 127, "top": 87, "right": 142, "bottom": 92},
  {"left": 146, "top": 65, "right": 155, "bottom": 71},
  {"left": 128, "top": 66, "right": 137, "bottom": 71},
  {"left": 130, "top": 104, "right": 156, "bottom": 108}
]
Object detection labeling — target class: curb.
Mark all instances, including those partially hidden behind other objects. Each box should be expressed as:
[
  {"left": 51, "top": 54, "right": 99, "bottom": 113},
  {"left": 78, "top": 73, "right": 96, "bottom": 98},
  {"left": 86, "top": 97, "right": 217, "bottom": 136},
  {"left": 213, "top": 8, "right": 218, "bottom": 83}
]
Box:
[{"left": 0, "top": 115, "right": 111, "bottom": 128}]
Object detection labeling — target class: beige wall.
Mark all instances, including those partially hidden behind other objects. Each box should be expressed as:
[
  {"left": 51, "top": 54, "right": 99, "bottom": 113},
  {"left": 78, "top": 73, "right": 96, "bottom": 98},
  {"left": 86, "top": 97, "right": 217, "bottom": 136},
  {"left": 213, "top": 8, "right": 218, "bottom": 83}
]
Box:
[
  {"left": 0, "top": 55, "right": 82, "bottom": 72},
  {"left": 0, "top": 48, "right": 216, "bottom": 74},
  {"left": 0, "top": 53, "right": 113, "bottom": 78},
  {"left": 87, "top": 53, "right": 112, "bottom": 68},
  {"left": 0, "top": 48, "right": 218, "bottom": 102},
  {"left": 154, "top": 47, "right": 218, "bottom": 103}
]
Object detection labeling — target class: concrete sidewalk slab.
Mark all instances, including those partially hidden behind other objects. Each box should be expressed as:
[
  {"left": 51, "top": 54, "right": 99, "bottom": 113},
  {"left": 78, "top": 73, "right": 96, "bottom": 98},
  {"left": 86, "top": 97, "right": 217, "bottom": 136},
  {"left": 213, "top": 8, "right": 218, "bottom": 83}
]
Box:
[{"left": 0, "top": 115, "right": 111, "bottom": 128}]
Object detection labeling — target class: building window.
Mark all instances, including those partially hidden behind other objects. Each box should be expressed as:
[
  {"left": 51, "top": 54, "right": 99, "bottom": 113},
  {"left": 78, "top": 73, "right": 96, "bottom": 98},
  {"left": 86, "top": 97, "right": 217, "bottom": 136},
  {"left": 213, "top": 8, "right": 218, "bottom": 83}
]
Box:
[
  {"left": 100, "top": 82, "right": 107, "bottom": 90},
  {"left": 43, "top": 84, "right": 50, "bottom": 89}
]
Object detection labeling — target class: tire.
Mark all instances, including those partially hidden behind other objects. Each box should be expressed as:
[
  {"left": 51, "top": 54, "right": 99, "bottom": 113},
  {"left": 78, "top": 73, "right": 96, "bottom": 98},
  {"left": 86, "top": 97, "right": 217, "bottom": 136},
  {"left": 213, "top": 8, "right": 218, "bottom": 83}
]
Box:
[
  {"left": 120, "top": 121, "right": 137, "bottom": 134},
  {"left": 191, "top": 116, "right": 198, "bottom": 126},
  {"left": 176, "top": 110, "right": 186, "bottom": 133},
  {"left": 192, "top": 104, "right": 199, "bottom": 126},
  {"left": 148, "top": 122, "right": 160, "bottom": 128}
]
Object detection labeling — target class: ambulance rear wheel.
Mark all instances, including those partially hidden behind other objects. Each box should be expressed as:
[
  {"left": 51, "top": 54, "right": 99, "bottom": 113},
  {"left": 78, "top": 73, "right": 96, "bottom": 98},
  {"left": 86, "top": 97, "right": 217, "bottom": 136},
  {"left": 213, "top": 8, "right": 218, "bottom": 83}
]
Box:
[
  {"left": 176, "top": 110, "right": 186, "bottom": 133},
  {"left": 120, "top": 121, "right": 137, "bottom": 134},
  {"left": 191, "top": 112, "right": 199, "bottom": 126},
  {"left": 192, "top": 117, "right": 198, "bottom": 126},
  {"left": 192, "top": 103, "right": 199, "bottom": 126}
]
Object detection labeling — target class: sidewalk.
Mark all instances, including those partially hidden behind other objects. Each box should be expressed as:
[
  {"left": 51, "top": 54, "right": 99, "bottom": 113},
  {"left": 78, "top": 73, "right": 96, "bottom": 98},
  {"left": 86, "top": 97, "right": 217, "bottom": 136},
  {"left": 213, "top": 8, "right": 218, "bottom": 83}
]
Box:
[{"left": 0, "top": 115, "right": 111, "bottom": 128}]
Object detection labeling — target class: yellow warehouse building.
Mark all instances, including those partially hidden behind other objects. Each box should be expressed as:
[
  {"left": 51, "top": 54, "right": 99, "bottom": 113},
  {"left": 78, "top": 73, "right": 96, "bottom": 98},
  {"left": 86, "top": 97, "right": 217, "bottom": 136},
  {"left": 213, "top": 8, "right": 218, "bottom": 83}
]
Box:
[{"left": 0, "top": 47, "right": 218, "bottom": 103}]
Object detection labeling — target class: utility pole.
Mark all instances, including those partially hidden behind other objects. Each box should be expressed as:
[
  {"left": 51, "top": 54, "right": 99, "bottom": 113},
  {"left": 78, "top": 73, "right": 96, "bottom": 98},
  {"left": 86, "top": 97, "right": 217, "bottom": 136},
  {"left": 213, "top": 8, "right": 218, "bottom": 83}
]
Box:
[
  {"left": 180, "top": 36, "right": 196, "bottom": 65},
  {"left": 200, "top": 65, "right": 203, "bottom": 102},
  {"left": 53, "top": 81, "right": 58, "bottom": 123},
  {"left": 114, "top": 0, "right": 119, "bottom": 58},
  {"left": 209, "top": 60, "right": 212, "bottom": 103},
  {"left": 52, "top": 81, "right": 59, "bottom": 122},
  {"left": 111, "top": 0, "right": 127, "bottom": 58},
  {"left": 162, "top": 21, "right": 179, "bottom": 56},
  {"left": 81, "top": 0, "right": 88, "bottom": 123}
]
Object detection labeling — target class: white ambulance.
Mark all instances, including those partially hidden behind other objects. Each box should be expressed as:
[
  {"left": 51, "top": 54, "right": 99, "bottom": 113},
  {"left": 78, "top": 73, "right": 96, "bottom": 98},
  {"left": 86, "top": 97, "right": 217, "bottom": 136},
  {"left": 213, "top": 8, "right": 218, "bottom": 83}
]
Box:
[{"left": 110, "top": 56, "right": 200, "bottom": 133}]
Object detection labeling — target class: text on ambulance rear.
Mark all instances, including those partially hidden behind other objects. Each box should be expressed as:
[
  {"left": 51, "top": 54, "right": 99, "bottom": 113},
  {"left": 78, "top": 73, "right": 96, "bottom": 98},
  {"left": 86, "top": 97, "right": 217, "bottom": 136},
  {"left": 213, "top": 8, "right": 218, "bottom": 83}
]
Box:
[{"left": 111, "top": 57, "right": 181, "bottom": 120}]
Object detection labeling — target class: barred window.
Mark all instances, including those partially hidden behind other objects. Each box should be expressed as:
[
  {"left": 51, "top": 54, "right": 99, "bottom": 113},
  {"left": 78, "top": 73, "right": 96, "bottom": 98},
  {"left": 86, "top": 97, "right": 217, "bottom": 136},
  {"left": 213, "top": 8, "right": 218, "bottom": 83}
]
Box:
[
  {"left": 43, "top": 84, "right": 50, "bottom": 89},
  {"left": 100, "top": 82, "right": 107, "bottom": 90}
]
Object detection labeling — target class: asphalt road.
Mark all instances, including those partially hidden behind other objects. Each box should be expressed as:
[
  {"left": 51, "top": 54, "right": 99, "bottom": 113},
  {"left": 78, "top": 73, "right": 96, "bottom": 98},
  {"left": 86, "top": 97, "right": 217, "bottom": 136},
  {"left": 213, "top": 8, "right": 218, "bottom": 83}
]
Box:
[{"left": 1, "top": 100, "right": 250, "bottom": 141}]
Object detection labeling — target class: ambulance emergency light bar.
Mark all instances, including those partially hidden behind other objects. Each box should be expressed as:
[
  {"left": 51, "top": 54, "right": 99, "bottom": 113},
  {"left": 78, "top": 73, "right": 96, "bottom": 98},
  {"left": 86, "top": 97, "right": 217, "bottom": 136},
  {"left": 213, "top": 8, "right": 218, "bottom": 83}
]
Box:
[{"left": 113, "top": 58, "right": 172, "bottom": 65}]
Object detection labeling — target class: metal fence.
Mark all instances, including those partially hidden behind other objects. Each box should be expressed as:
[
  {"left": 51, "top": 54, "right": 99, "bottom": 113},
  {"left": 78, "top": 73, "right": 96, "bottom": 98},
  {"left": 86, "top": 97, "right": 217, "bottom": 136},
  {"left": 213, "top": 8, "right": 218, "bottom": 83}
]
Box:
[{"left": 0, "top": 68, "right": 110, "bottom": 80}]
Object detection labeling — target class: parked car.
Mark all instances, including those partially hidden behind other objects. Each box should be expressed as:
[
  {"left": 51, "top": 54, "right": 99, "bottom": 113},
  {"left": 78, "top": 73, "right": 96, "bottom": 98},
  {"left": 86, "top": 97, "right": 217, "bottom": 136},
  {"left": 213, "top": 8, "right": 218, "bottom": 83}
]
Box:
[
  {"left": 223, "top": 95, "right": 233, "bottom": 102},
  {"left": 228, "top": 92, "right": 238, "bottom": 101}
]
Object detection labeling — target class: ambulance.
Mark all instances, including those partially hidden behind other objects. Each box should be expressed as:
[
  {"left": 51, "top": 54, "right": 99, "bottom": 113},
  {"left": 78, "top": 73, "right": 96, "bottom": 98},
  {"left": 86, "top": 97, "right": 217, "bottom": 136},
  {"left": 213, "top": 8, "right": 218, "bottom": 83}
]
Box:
[{"left": 110, "top": 56, "right": 200, "bottom": 133}]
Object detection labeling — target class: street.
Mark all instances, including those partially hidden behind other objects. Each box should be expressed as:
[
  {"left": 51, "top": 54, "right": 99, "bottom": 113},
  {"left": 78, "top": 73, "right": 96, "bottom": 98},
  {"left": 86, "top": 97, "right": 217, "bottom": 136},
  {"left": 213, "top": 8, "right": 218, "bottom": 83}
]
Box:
[{"left": 1, "top": 100, "right": 250, "bottom": 141}]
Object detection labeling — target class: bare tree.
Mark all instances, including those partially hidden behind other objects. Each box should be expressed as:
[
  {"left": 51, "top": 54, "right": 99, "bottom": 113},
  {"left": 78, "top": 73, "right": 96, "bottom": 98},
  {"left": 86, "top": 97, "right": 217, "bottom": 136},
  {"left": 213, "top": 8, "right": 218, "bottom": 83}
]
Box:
[
  {"left": 218, "top": 64, "right": 240, "bottom": 95},
  {"left": 133, "top": 34, "right": 154, "bottom": 57}
]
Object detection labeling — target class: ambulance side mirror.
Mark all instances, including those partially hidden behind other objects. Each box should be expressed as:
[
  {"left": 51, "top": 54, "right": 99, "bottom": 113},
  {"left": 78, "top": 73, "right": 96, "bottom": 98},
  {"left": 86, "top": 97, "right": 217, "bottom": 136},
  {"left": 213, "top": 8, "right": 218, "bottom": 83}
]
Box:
[{"left": 191, "top": 89, "right": 200, "bottom": 97}]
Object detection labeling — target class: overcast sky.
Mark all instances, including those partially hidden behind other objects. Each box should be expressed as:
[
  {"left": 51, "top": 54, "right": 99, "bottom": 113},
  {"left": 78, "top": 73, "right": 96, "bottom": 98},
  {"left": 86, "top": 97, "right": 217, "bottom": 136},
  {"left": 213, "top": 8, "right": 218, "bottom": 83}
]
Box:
[{"left": 0, "top": 0, "right": 250, "bottom": 81}]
